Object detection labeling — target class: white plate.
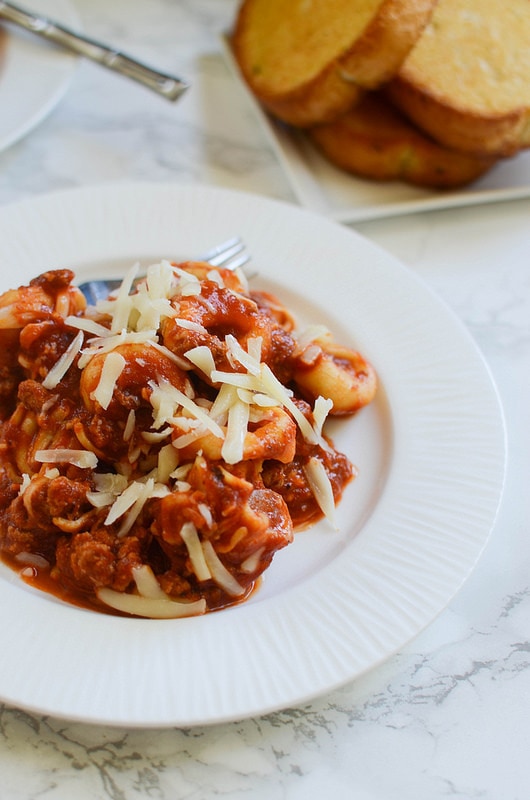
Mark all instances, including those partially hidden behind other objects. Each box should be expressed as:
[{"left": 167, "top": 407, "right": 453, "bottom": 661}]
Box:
[
  {"left": 221, "top": 35, "right": 530, "bottom": 223},
  {"left": 0, "top": 183, "right": 506, "bottom": 727},
  {"left": 0, "top": 0, "right": 79, "bottom": 152}
]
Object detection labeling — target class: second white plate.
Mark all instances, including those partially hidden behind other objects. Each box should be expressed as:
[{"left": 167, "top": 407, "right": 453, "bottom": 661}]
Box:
[{"left": 0, "top": 0, "right": 79, "bottom": 152}]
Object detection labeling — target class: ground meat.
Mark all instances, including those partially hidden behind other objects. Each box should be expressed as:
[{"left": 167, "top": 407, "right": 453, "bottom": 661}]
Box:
[
  {"left": 55, "top": 529, "right": 144, "bottom": 593},
  {"left": 262, "top": 442, "right": 354, "bottom": 529},
  {"left": 0, "top": 497, "right": 59, "bottom": 562}
]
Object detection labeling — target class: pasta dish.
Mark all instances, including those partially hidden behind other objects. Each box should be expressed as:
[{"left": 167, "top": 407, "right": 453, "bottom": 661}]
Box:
[{"left": 0, "top": 259, "right": 376, "bottom": 618}]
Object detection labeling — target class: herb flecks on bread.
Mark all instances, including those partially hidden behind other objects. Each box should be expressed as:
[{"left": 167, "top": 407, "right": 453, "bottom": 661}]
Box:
[
  {"left": 232, "top": 0, "right": 438, "bottom": 127},
  {"left": 388, "top": 0, "right": 530, "bottom": 156},
  {"left": 231, "top": 0, "right": 529, "bottom": 187},
  {"left": 309, "top": 93, "right": 496, "bottom": 188}
]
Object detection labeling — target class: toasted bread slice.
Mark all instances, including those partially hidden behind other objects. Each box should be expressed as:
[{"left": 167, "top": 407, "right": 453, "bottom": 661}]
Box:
[
  {"left": 308, "top": 92, "right": 496, "bottom": 188},
  {"left": 387, "top": 0, "right": 530, "bottom": 157},
  {"left": 232, "top": 0, "right": 438, "bottom": 127}
]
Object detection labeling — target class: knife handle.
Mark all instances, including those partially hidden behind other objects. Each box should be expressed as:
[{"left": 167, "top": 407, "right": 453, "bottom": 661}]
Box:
[{"left": 0, "top": 0, "right": 189, "bottom": 101}]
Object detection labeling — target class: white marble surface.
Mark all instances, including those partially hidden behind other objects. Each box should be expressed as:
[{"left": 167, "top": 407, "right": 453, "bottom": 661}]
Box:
[{"left": 0, "top": 1, "right": 528, "bottom": 797}]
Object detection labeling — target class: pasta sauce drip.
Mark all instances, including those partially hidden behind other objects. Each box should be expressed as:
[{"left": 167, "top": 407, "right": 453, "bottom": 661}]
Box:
[{"left": 0, "top": 262, "right": 376, "bottom": 618}]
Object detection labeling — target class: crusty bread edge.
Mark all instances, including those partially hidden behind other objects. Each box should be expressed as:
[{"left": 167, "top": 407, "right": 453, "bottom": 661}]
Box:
[
  {"left": 231, "top": 11, "right": 362, "bottom": 127},
  {"left": 309, "top": 99, "right": 497, "bottom": 188},
  {"left": 232, "top": 0, "right": 438, "bottom": 128},
  {"left": 388, "top": 77, "right": 530, "bottom": 157},
  {"left": 251, "top": 64, "right": 364, "bottom": 128},
  {"left": 338, "top": 0, "right": 439, "bottom": 87}
]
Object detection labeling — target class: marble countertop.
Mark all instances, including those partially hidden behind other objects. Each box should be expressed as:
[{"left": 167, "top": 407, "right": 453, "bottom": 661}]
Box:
[{"left": 0, "top": 1, "right": 528, "bottom": 798}]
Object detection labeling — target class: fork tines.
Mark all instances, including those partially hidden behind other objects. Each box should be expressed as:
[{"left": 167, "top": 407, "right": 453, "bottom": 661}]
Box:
[{"left": 203, "top": 237, "right": 249, "bottom": 271}]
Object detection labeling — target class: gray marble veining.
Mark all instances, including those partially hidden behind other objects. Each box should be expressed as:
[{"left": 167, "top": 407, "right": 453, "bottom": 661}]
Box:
[{"left": 0, "top": 1, "right": 528, "bottom": 798}]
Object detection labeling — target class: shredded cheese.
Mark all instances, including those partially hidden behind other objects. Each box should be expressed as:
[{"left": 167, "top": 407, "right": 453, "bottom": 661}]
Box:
[
  {"left": 303, "top": 456, "right": 336, "bottom": 525},
  {"left": 202, "top": 541, "right": 245, "bottom": 597},
  {"left": 241, "top": 547, "right": 265, "bottom": 574},
  {"left": 180, "top": 522, "right": 211, "bottom": 581},
  {"left": 123, "top": 409, "right": 136, "bottom": 442},
  {"left": 173, "top": 318, "right": 208, "bottom": 333},
  {"left": 65, "top": 315, "right": 111, "bottom": 338},
  {"left": 96, "top": 588, "right": 207, "bottom": 618},
  {"left": 157, "top": 443, "right": 179, "bottom": 483},
  {"left": 141, "top": 428, "right": 173, "bottom": 443},
  {"left": 145, "top": 260, "right": 179, "bottom": 301},
  {"left": 15, "top": 551, "right": 50, "bottom": 569},
  {"left": 209, "top": 370, "right": 255, "bottom": 390},
  {"left": 312, "top": 396, "right": 334, "bottom": 436},
  {"left": 184, "top": 345, "right": 216, "bottom": 378},
  {"left": 225, "top": 334, "right": 261, "bottom": 375},
  {"left": 131, "top": 564, "right": 167, "bottom": 599},
  {"left": 172, "top": 427, "right": 210, "bottom": 451},
  {"left": 109, "top": 262, "right": 140, "bottom": 333},
  {"left": 258, "top": 364, "right": 326, "bottom": 447},
  {"left": 42, "top": 330, "right": 84, "bottom": 390},
  {"left": 208, "top": 383, "right": 238, "bottom": 426},
  {"left": 97, "top": 564, "right": 207, "bottom": 618},
  {"left": 18, "top": 473, "right": 31, "bottom": 496},
  {"left": 104, "top": 479, "right": 150, "bottom": 526},
  {"left": 170, "top": 464, "right": 192, "bottom": 480},
  {"left": 141, "top": 339, "right": 190, "bottom": 370},
  {"left": 149, "top": 378, "right": 225, "bottom": 439},
  {"left": 91, "top": 351, "right": 126, "bottom": 410},
  {"left": 116, "top": 480, "right": 169, "bottom": 538},
  {"left": 221, "top": 397, "right": 249, "bottom": 465},
  {"left": 12, "top": 258, "right": 357, "bottom": 620},
  {"left": 295, "top": 324, "right": 330, "bottom": 348},
  {"left": 35, "top": 449, "right": 98, "bottom": 469},
  {"left": 78, "top": 329, "right": 158, "bottom": 368},
  {"left": 171, "top": 264, "right": 202, "bottom": 296},
  {"left": 197, "top": 502, "right": 213, "bottom": 527}
]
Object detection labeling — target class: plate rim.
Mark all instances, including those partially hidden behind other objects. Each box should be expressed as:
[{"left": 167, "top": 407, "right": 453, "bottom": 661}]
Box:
[
  {"left": 0, "top": 0, "right": 79, "bottom": 152},
  {"left": 0, "top": 181, "right": 507, "bottom": 726}
]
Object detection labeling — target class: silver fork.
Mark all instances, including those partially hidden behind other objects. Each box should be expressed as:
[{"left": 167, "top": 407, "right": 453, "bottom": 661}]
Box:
[{"left": 78, "top": 237, "right": 250, "bottom": 305}]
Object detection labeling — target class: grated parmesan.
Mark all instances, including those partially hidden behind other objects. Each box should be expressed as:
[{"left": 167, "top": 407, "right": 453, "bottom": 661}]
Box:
[
  {"left": 90, "top": 350, "right": 126, "bottom": 410},
  {"left": 109, "top": 262, "right": 140, "bottom": 333},
  {"left": 42, "top": 330, "right": 84, "bottom": 390},
  {"left": 97, "top": 563, "right": 207, "bottom": 618},
  {"left": 184, "top": 345, "right": 216, "bottom": 378},
  {"left": 123, "top": 409, "right": 136, "bottom": 442},
  {"left": 104, "top": 479, "right": 151, "bottom": 526},
  {"left": 149, "top": 378, "right": 225, "bottom": 439},
  {"left": 180, "top": 522, "right": 211, "bottom": 581},
  {"left": 13, "top": 258, "right": 360, "bottom": 619},
  {"left": 295, "top": 324, "right": 330, "bottom": 348},
  {"left": 18, "top": 473, "right": 31, "bottom": 496},
  {"left": 65, "top": 315, "right": 111, "bottom": 338},
  {"left": 35, "top": 448, "right": 98, "bottom": 469},
  {"left": 240, "top": 546, "right": 265, "bottom": 574},
  {"left": 78, "top": 329, "right": 158, "bottom": 369},
  {"left": 202, "top": 541, "right": 245, "bottom": 597},
  {"left": 96, "top": 587, "right": 207, "bottom": 618},
  {"left": 225, "top": 334, "right": 261, "bottom": 375},
  {"left": 221, "top": 397, "right": 249, "bottom": 464},
  {"left": 156, "top": 443, "right": 179, "bottom": 483},
  {"left": 312, "top": 396, "right": 334, "bottom": 436},
  {"left": 303, "top": 456, "right": 336, "bottom": 525},
  {"left": 173, "top": 318, "right": 208, "bottom": 333}
]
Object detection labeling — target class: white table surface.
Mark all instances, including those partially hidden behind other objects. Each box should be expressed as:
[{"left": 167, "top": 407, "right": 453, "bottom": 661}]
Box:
[{"left": 0, "top": 2, "right": 528, "bottom": 798}]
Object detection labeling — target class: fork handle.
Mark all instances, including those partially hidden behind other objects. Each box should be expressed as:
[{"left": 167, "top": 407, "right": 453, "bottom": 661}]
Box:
[{"left": 0, "top": 0, "right": 189, "bottom": 101}]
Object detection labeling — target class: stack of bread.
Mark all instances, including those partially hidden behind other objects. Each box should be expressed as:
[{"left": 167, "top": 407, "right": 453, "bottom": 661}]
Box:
[{"left": 232, "top": 0, "right": 530, "bottom": 188}]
